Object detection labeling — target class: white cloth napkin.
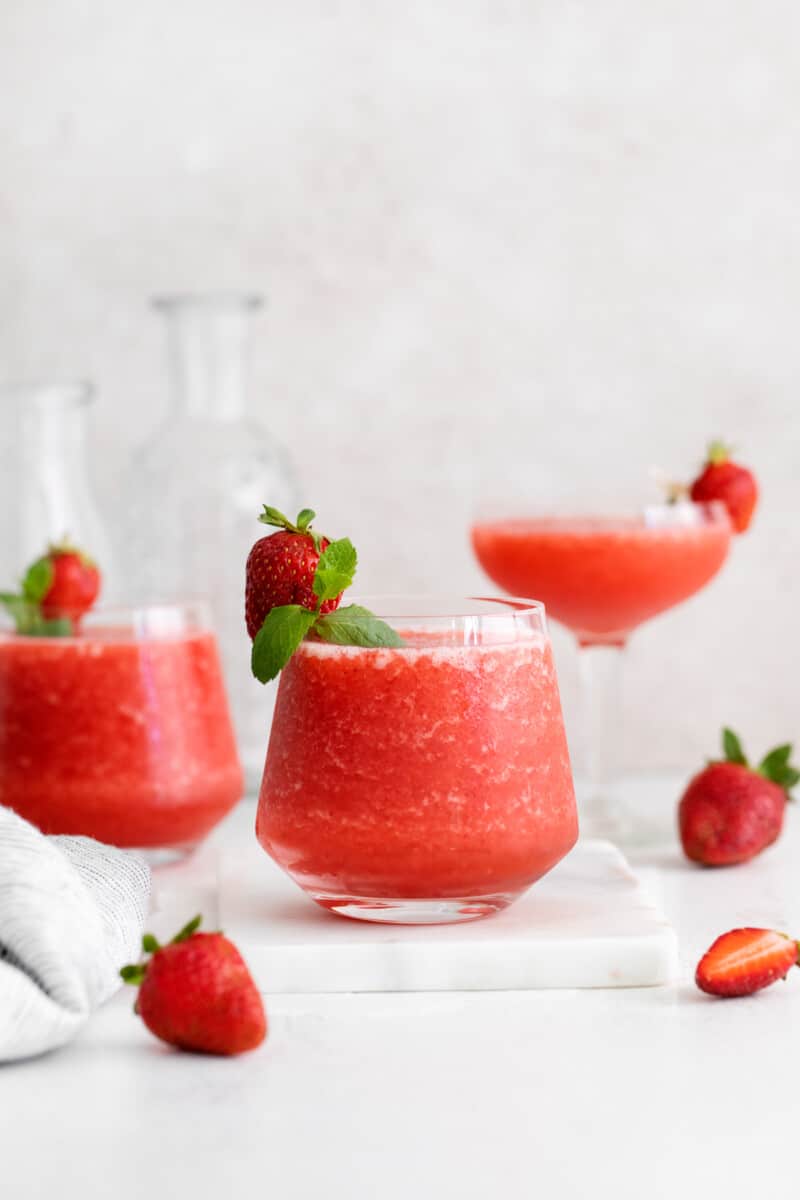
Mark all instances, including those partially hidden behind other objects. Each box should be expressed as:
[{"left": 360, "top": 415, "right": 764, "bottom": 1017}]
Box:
[{"left": 0, "top": 805, "right": 150, "bottom": 1062}]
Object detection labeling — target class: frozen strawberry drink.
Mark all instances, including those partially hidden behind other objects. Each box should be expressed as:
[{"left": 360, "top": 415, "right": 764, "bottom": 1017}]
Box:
[
  {"left": 0, "top": 604, "right": 243, "bottom": 856},
  {"left": 472, "top": 504, "right": 731, "bottom": 644},
  {"left": 256, "top": 597, "right": 577, "bottom": 923}
]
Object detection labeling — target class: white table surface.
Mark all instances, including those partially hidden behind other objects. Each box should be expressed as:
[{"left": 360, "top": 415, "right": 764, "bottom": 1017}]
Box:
[{"left": 4, "top": 778, "right": 799, "bottom": 1200}]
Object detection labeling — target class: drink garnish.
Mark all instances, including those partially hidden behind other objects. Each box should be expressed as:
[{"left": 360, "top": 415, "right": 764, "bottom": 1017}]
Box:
[
  {"left": 0, "top": 541, "right": 100, "bottom": 636},
  {"left": 245, "top": 505, "right": 402, "bottom": 683}
]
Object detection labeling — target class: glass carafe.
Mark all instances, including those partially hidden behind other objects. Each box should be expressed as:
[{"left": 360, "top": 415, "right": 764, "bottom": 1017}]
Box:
[
  {"left": 0, "top": 382, "right": 116, "bottom": 593},
  {"left": 123, "top": 295, "right": 299, "bottom": 788}
]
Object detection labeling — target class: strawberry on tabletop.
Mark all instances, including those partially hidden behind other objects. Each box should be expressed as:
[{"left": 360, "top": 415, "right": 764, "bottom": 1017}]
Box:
[
  {"left": 678, "top": 728, "right": 798, "bottom": 867},
  {"left": 121, "top": 916, "right": 267, "bottom": 1057},
  {"left": 689, "top": 441, "right": 758, "bottom": 533},
  {"left": 696, "top": 928, "right": 800, "bottom": 998}
]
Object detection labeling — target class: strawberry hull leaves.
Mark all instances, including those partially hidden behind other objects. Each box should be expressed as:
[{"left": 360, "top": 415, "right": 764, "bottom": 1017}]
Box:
[{"left": 720, "top": 727, "right": 799, "bottom": 797}]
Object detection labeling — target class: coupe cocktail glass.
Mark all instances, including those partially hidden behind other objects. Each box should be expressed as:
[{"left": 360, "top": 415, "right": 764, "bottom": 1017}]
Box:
[
  {"left": 471, "top": 503, "right": 732, "bottom": 839},
  {"left": 0, "top": 602, "right": 243, "bottom": 861},
  {"left": 256, "top": 596, "right": 577, "bottom": 924}
]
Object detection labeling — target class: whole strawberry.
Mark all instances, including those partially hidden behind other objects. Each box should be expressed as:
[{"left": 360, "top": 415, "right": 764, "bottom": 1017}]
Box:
[
  {"left": 696, "top": 928, "right": 800, "bottom": 998},
  {"left": 121, "top": 915, "right": 267, "bottom": 1056},
  {"left": 37, "top": 542, "right": 101, "bottom": 622},
  {"left": 689, "top": 441, "right": 758, "bottom": 533},
  {"left": 679, "top": 728, "right": 798, "bottom": 866},
  {"left": 0, "top": 540, "right": 101, "bottom": 636},
  {"left": 245, "top": 506, "right": 341, "bottom": 640}
]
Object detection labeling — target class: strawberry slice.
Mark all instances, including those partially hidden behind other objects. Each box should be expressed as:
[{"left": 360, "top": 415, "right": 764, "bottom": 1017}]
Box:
[{"left": 696, "top": 928, "right": 799, "bottom": 998}]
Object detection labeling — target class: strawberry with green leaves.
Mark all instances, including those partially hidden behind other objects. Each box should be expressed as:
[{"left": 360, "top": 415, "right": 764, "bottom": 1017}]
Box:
[
  {"left": 245, "top": 504, "right": 401, "bottom": 683},
  {"left": 679, "top": 728, "right": 798, "bottom": 866},
  {"left": 1, "top": 541, "right": 101, "bottom": 636},
  {"left": 121, "top": 915, "right": 267, "bottom": 1057}
]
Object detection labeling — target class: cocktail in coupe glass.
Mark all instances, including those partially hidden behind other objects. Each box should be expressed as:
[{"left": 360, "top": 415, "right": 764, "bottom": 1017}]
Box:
[
  {"left": 256, "top": 596, "right": 577, "bottom": 924},
  {"left": 471, "top": 503, "right": 733, "bottom": 839},
  {"left": 0, "top": 602, "right": 243, "bottom": 861}
]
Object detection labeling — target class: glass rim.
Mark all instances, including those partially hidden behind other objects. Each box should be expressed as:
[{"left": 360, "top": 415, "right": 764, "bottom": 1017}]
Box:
[
  {"left": 151, "top": 292, "right": 264, "bottom": 312},
  {"left": 347, "top": 593, "right": 546, "bottom": 620},
  {"left": 472, "top": 498, "right": 731, "bottom": 527},
  {"left": 0, "top": 599, "right": 215, "bottom": 640}
]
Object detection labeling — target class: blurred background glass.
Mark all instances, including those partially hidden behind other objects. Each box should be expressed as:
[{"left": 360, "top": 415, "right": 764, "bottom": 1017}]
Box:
[{"left": 122, "top": 294, "right": 298, "bottom": 786}]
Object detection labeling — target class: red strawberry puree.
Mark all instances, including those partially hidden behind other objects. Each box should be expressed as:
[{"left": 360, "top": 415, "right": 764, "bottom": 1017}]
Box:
[
  {"left": 257, "top": 629, "right": 577, "bottom": 921},
  {"left": 0, "top": 625, "right": 242, "bottom": 850}
]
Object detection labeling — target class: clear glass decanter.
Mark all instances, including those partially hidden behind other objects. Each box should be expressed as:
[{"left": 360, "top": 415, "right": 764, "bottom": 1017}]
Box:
[
  {"left": 0, "top": 381, "right": 116, "bottom": 592},
  {"left": 123, "top": 295, "right": 299, "bottom": 788}
]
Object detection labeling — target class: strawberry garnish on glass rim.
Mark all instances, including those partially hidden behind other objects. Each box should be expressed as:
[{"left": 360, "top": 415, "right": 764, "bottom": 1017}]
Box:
[
  {"left": 245, "top": 504, "right": 402, "bottom": 684},
  {"left": 696, "top": 928, "right": 800, "bottom": 998},
  {"left": 0, "top": 539, "right": 101, "bottom": 636},
  {"left": 689, "top": 440, "right": 758, "bottom": 533}
]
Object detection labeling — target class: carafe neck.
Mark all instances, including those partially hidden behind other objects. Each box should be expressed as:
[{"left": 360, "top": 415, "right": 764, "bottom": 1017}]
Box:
[{"left": 154, "top": 294, "right": 263, "bottom": 423}]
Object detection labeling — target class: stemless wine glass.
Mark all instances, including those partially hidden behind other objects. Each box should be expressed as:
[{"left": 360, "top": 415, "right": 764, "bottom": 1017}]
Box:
[
  {"left": 256, "top": 595, "right": 577, "bottom": 924},
  {"left": 0, "top": 602, "right": 243, "bottom": 862},
  {"left": 471, "top": 502, "right": 733, "bottom": 839}
]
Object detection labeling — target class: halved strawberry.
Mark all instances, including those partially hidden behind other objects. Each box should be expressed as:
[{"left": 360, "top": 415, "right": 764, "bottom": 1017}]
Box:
[{"left": 696, "top": 928, "right": 799, "bottom": 997}]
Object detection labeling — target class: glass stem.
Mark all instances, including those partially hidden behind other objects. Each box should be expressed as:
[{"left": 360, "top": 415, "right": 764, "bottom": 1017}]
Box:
[{"left": 577, "top": 640, "right": 626, "bottom": 841}]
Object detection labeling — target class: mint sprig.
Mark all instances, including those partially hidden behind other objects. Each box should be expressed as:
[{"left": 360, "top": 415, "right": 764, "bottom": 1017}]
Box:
[
  {"left": 1, "top": 555, "right": 73, "bottom": 637},
  {"left": 252, "top": 605, "right": 319, "bottom": 683},
  {"left": 250, "top": 512, "right": 402, "bottom": 683},
  {"left": 313, "top": 538, "right": 357, "bottom": 604},
  {"left": 314, "top": 605, "right": 403, "bottom": 648}
]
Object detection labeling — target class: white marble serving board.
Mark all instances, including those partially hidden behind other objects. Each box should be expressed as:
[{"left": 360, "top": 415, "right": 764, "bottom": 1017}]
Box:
[{"left": 149, "top": 833, "right": 678, "bottom": 993}]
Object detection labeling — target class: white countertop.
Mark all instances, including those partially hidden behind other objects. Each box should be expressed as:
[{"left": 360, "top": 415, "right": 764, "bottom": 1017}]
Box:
[{"left": 4, "top": 780, "right": 799, "bottom": 1200}]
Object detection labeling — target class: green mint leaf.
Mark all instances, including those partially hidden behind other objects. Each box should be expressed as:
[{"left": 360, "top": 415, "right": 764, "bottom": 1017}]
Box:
[
  {"left": 0, "top": 593, "right": 34, "bottom": 633},
  {"left": 722, "top": 728, "right": 747, "bottom": 766},
  {"left": 296, "top": 508, "right": 316, "bottom": 532},
  {"left": 251, "top": 604, "right": 318, "bottom": 683},
  {"left": 758, "top": 744, "right": 793, "bottom": 777},
  {"left": 28, "top": 617, "right": 73, "bottom": 637},
  {"left": 0, "top": 593, "right": 71, "bottom": 637},
  {"left": 313, "top": 538, "right": 357, "bottom": 604},
  {"left": 22, "top": 557, "right": 53, "bottom": 604},
  {"left": 314, "top": 604, "right": 403, "bottom": 648},
  {"left": 258, "top": 505, "right": 292, "bottom": 530}
]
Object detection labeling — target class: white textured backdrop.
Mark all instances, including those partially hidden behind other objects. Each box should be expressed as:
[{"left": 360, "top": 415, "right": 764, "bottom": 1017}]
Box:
[{"left": 1, "top": 1, "right": 798, "bottom": 770}]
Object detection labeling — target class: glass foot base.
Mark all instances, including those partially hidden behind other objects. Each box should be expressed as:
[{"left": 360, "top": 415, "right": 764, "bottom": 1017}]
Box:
[
  {"left": 132, "top": 842, "right": 201, "bottom": 868},
  {"left": 310, "top": 892, "right": 513, "bottom": 925}
]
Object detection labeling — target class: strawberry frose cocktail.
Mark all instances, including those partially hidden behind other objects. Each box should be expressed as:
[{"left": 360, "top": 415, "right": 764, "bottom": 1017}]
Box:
[
  {"left": 256, "top": 597, "right": 577, "bottom": 923},
  {"left": 0, "top": 603, "right": 243, "bottom": 857},
  {"left": 471, "top": 505, "right": 732, "bottom": 646},
  {"left": 245, "top": 508, "right": 577, "bottom": 922},
  {"left": 471, "top": 441, "right": 758, "bottom": 841}
]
